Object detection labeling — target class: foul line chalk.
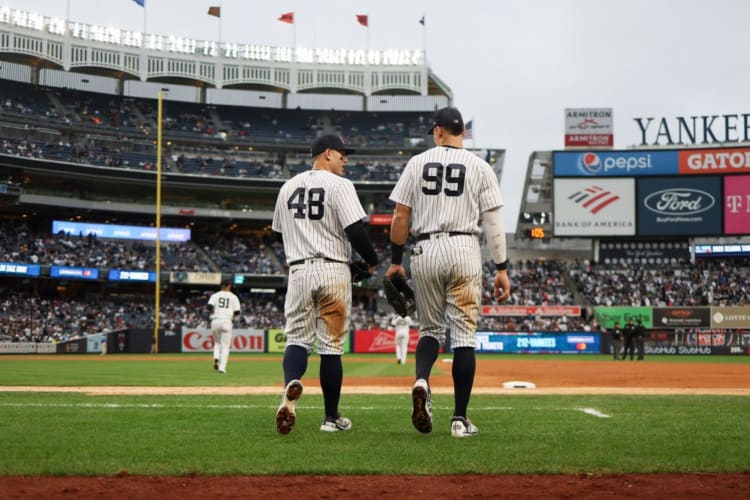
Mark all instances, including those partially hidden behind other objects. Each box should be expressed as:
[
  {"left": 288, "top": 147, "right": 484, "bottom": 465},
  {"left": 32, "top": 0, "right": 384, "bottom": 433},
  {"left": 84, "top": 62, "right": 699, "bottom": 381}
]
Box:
[{"left": 577, "top": 407, "right": 611, "bottom": 418}]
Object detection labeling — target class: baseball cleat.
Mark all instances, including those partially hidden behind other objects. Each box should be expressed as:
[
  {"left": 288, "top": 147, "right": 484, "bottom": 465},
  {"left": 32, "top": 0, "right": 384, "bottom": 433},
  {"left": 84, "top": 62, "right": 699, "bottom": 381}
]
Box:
[
  {"left": 276, "top": 379, "right": 303, "bottom": 435},
  {"left": 450, "top": 416, "right": 479, "bottom": 438},
  {"left": 411, "top": 378, "right": 433, "bottom": 434},
  {"left": 213, "top": 359, "right": 219, "bottom": 371},
  {"left": 320, "top": 414, "right": 352, "bottom": 432}
]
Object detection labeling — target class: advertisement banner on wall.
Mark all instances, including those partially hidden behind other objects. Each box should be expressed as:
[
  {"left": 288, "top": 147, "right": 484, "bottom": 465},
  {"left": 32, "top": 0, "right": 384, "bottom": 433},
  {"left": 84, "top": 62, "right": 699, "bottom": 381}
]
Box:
[
  {"left": 352, "top": 329, "right": 421, "bottom": 353},
  {"left": 553, "top": 150, "right": 678, "bottom": 177},
  {"left": 594, "top": 307, "right": 652, "bottom": 328},
  {"left": 476, "top": 332, "right": 600, "bottom": 354},
  {"left": 268, "top": 329, "right": 353, "bottom": 353},
  {"left": 170, "top": 272, "right": 222, "bottom": 285},
  {"left": 637, "top": 176, "right": 722, "bottom": 236},
  {"left": 678, "top": 147, "right": 750, "bottom": 175},
  {"left": 554, "top": 178, "right": 636, "bottom": 236},
  {"left": 564, "top": 108, "right": 614, "bottom": 147},
  {"left": 181, "top": 328, "right": 264, "bottom": 352},
  {"left": 686, "top": 329, "right": 742, "bottom": 347},
  {"left": 724, "top": 175, "right": 750, "bottom": 234},
  {"left": 267, "top": 328, "right": 286, "bottom": 353},
  {"left": 653, "top": 307, "right": 710, "bottom": 328},
  {"left": 481, "top": 305, "right": 581, "bottom": 317},
  {"left": 710, "top": 306, "right": 750, "bottom": 328}
]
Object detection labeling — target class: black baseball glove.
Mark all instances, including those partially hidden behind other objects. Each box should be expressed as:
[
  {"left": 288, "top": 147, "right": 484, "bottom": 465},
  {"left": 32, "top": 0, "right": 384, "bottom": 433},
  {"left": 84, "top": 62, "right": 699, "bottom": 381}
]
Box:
[
  {"left": 382, "top": 275, "right": 416, "bottom": 317},
  {"left": 350, "top": 261, "right": 372, "bottom": 282}
]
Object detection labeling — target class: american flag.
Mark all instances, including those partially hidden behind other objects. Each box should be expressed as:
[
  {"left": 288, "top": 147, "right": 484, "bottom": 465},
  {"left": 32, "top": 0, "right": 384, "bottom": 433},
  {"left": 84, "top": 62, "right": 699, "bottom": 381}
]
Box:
[{"left": 463, "top": 120, "right": 473, "bottom": 140}]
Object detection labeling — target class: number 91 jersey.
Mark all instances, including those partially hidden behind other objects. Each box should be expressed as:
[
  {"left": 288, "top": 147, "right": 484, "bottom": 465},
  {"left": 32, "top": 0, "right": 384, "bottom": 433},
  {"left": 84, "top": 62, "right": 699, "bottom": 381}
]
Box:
[
  {"left": 272, "top": 169, "right": 367, "bottom": 264},
  {"left": 389, "top": 146, "right": 504, "bottom": 235}
]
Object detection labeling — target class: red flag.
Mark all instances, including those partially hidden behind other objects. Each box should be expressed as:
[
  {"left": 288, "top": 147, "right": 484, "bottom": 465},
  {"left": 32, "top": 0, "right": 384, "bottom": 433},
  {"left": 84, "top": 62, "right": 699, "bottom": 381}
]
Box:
[
  {"left": 207, "top": 6, "right": 220, "bottom": 17},
  {"left": 278, "top": 12, "right": 294, "bottom": 24},
  {"left": 356, "top": 14, "right": 368, "bottom": 27}
]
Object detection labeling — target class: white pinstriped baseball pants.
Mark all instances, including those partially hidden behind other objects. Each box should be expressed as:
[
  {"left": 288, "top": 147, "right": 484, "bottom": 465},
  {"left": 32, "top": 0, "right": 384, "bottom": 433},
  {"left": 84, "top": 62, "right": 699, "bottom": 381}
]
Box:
[
  {"left": 284, "top": 259, "right": 351, "bottom": 355},
  {"left": 410, "top": 234, "right": 482, "bottom": 349}
]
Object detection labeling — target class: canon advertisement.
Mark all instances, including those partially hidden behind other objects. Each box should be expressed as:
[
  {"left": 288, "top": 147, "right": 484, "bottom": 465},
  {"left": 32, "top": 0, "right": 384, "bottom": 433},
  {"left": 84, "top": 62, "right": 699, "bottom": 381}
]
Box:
[
  {"left": 553, "top": 150, "right": 678, "bottom": 177},
  {"left": 636, "top": 177, "right": 721, "bottom": 236},
  {"left": 181, "top": 328, "right": 264, "bottom": 353},
  {"left": 553, "top": 178, "right": 636, "bottom": 236}
]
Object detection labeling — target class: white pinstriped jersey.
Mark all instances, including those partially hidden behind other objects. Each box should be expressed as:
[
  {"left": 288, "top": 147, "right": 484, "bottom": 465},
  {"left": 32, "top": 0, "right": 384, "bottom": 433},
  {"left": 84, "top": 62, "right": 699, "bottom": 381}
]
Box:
[
  {"left": 389, "top": 146, "right": 503, "bottom": 235},
  {"left": 208, "top": 290, "right": 241, "bottom": 320},
  {"left": 272, "top": 169, "right": 367, "bottom": 264},
  {"left": 391, "top": 315, "right": 412, "bottom": 336}
]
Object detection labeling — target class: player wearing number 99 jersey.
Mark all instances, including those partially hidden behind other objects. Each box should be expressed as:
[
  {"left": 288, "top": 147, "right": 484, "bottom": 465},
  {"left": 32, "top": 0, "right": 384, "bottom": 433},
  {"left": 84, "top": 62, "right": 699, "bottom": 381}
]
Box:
[
  {"left": 386, "top": 106, "right": 511, "bottom": 437},
  {"left": 271, "top": 134, "right": 378, "bottom": 434}
]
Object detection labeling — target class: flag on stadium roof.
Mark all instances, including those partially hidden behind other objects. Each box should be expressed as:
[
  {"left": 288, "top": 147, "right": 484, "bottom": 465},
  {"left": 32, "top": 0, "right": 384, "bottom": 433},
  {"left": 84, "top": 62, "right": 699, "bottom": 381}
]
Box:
[
  {"left": 207, "top": 6, "right": 220, "bottom": 17},
  {"left": 463, "top": 120, "right": 473, "bottom": 140},
  {"left": 132, "top": 0, "right": 144, "bottom": 7},
  {"left": 356, "top": 15, "right": 368, "bottom": 27},
  {"left": 419, "top": 16, "right": 425, "bottom": 26},
  {"left": 278, "top": 12, "right": 294, "bottom": 24}
]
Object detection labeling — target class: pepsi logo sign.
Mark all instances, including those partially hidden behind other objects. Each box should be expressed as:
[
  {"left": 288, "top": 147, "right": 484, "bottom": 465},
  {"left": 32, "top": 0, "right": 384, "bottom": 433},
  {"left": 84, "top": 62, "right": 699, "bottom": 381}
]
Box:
[{"left": 579, "top": 152, "right": 602, "bottom": 174}]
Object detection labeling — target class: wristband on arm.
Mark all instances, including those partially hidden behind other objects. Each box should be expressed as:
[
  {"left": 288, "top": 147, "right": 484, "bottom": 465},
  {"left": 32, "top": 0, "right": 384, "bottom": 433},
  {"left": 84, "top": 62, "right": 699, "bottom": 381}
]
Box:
[
  {"left": 391, "top": 242, "right": 404, "bottom": 265},
  {"left": 495, "top": 260, "right": 508, "bottom": 271}
]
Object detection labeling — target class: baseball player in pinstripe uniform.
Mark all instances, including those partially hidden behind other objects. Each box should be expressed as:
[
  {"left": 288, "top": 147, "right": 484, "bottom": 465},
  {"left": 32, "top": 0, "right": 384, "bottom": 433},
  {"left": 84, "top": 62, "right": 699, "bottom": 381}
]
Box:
[
  {"left": 207, "top": 279, "right": 241, "bottom": 374},
  {"left": 386, "top": 106, "right": 511, "bottom": 437},
  {"left": 391, "top": 314, "right": 412, "bottom": 365},
  {"left": 272, "top": 134, "right": 378, "bottom": 435}
]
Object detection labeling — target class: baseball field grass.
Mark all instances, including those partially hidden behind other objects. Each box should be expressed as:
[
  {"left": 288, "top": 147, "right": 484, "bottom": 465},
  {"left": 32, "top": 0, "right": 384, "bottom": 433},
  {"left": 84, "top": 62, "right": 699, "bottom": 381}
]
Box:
[{"left": 0, "top": 353, "right": 749, "bottom": 476}]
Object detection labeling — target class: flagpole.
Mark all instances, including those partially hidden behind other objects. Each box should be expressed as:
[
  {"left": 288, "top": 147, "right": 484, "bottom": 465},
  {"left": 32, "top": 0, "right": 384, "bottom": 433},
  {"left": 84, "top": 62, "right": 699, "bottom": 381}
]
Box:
[
  {"left": 143, "top": 1, "right": 147, "bottom": 38},
  {"left": 421, "top": 14, "right": 427, "bottom": 65},
  {"left": 218, "top": 0, "right": 222, "bottom": 45},
  {"left": 366, "top": 12, "right": 370, "bottom": 51}
]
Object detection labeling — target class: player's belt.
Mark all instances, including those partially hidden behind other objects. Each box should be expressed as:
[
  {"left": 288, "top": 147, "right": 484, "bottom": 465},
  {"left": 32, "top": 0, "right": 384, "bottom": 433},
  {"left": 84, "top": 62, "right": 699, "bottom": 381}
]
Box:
[
  {"left": 415, "top": 231, "right": 474, "bottom": 241},
  {"left": 288, "top": 257, "right": 346, "bottom": 266}
]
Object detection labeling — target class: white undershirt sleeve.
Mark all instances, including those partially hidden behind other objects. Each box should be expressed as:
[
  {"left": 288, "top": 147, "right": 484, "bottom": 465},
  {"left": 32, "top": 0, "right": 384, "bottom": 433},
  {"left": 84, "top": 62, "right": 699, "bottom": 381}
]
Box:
[{"left": 483, "top": 207, "right": 507, "bottom": 266}]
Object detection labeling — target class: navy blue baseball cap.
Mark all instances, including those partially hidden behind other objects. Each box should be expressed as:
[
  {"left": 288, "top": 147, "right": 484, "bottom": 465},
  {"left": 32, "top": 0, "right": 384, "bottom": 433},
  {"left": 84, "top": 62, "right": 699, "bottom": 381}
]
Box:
[
  {"left": 427, "top": 106, "right": 464, "bottom": 135},
  {"left": 311, "top": 134, "right": 356, "bottom": 157}
]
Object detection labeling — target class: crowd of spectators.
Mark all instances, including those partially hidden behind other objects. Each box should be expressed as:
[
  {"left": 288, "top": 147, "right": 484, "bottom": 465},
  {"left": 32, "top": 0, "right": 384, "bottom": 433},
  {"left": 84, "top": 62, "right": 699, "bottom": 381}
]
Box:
[
  {"left": 3, "top": 220, "right": 750, "bottom": 340},
  {"left": 0, "top": 221, "right": 288, "bottom": 274},
  {"left": 3, "top": 253, "right": 750, "bottom": 341}
]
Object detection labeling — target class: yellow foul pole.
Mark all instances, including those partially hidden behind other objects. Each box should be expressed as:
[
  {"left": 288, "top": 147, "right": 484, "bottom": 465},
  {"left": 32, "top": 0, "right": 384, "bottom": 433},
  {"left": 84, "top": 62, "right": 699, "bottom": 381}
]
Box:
[{"left": 153, "top": 91, "right": 163, "bottom": 353}]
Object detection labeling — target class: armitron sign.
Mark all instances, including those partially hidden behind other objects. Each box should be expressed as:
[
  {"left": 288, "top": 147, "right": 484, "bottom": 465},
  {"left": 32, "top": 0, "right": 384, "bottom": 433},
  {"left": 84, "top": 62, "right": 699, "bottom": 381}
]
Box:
[{"left": 565, "top": 108, "right": 613, "bottom": 147}]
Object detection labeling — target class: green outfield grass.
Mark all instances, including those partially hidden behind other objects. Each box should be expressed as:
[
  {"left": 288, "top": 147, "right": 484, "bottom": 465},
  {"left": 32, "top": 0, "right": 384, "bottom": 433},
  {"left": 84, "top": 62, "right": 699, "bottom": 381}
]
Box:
[
  {"left": 0, "top": 392, "right": 748, "bottom": 475},
  {"left": 0, "top": 353, "right": 749, "bottom": 475}
]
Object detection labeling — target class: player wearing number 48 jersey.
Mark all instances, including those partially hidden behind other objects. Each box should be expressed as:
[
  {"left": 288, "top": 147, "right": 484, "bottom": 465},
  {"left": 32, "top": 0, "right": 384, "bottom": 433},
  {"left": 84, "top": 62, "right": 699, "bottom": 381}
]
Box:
[
  {"left": 386, "top": 106, "right": 512, "bottom": 438},
  {"left": 272, "top": 134, "right": 378, "bottom": 435}
]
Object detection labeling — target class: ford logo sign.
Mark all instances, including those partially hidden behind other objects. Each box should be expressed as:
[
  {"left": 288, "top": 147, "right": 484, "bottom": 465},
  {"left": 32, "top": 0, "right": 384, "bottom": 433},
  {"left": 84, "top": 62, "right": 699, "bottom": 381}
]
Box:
[{"left": 643, "top": 188, "right": 715, "bottom": 215}]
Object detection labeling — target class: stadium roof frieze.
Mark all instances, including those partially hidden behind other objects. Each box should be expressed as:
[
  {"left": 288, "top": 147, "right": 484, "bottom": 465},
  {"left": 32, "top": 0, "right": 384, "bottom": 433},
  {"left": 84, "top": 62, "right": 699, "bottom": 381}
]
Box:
[{"left": 0, "top": 6, "right": 453, "bottom": 98}]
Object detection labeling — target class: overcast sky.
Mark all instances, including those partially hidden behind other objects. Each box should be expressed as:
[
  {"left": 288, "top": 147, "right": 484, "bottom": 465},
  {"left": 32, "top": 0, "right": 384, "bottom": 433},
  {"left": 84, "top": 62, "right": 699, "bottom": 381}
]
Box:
[{"left": 4, "top": 0, "right": 749, "bottom": 230}]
